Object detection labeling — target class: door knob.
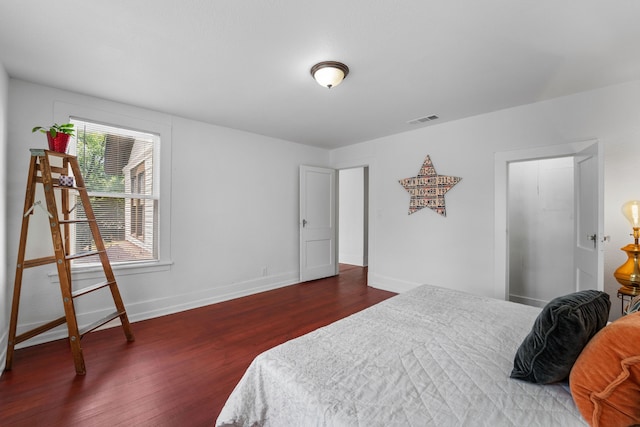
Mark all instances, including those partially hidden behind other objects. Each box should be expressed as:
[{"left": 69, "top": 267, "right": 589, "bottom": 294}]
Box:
[{"left": 302, "top": 219, "right": 307, "bottom": 227}]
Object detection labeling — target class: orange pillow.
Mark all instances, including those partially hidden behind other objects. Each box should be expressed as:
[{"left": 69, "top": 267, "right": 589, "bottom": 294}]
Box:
[{"left": 569, "top": 311, "right": 640, "bottom": 427}]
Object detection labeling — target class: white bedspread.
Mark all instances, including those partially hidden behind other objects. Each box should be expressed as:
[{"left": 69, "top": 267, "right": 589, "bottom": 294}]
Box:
[{"left": 216, "top": 284, "right": 587, "bottom": 426}]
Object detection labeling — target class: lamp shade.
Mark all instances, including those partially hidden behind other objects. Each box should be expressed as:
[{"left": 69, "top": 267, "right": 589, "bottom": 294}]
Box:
[
  {"left": 310, "top": 61, "right": 349, "bottom": 89},
  {"left": 622, "top": 200, "right": 640, "bottom": 228}
]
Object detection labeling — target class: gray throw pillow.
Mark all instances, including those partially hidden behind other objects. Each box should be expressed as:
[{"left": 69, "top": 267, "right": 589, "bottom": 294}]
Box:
[{"left": 510, "top": 290, "right": 610, "bottom": 384}]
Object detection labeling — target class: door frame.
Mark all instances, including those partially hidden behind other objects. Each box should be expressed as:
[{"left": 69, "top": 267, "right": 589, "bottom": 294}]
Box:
[
  {"left": 338, "top": 166, "right": 369, "bottom": 267},
  {"left": 494, "top": 139, "right": 602, "bottom": 300},
  {"left": 330, "top": 157, "right": 376, "bottom": 279}
]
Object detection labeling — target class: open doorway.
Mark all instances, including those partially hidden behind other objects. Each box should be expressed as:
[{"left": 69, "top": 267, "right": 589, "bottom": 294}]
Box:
[
  {"left": 494, "top": 140, "right": 603, "bottom": 303},
  {"left": 338, "top": 167, "right": 369, "bottom": 267},
  {"left": 299, "top": 165, "right": 370, "bottom": 282},
  {"left": 508, "top": 157, "right": 574, "bottom": 307}
]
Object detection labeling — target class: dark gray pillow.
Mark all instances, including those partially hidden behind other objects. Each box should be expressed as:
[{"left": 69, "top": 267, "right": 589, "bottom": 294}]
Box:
[{"left": 510, "top": 290, "right": 610, "bottom": 384}]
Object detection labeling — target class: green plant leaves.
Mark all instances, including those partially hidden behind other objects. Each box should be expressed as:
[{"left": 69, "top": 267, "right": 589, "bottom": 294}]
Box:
[{"left": 31, "top": 123, "right": 75, "bottom": 137}]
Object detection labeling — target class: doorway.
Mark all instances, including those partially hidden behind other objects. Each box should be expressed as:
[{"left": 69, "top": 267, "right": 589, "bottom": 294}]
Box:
[
  {"left": 494, "top": 140, "right": 603, "bottom": 301},
  {"left": 299, "top": 164, "right": 371, "bottom": 282},
  {"left": 507, "top": 157, "right": 574, "bottom": 307},
  {"left": 338, "top": 167, "right": 369, "bottom": 267}
]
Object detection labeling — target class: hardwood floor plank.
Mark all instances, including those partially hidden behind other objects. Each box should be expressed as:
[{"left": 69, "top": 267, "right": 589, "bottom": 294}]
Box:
[{"left": 0, "top": 265, "right": 395, "bottom": 426}]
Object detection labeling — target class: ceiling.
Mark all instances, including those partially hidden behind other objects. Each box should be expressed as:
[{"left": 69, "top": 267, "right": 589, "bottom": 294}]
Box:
[{"left": 1, "top": 1, "right": 639, "bottom": 149}]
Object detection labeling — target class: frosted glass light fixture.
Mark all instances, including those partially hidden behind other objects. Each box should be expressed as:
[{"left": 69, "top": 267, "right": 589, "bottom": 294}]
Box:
[{"left": 310, "top": 61, "right": 349, "bottom": 89}]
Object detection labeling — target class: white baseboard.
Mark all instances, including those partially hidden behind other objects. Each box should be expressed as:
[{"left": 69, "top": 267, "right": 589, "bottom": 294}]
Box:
[
  {"left": 368, "top": 272, "right": 421, "bottom": 294},
  {"left": 0, "top": 328, "right": 7, "bottom": 373},
  {"left": 509, "top": 293, "right": 548, "bottom": 308},
  {"left": 125, "top": 271, "right": 299, "bottom": 323},
  {"left": 11, "top": 271, "right": 300, "bottom": 349},
  {"left": 338, "top": 254, "right": 365, "bottom": 266}
]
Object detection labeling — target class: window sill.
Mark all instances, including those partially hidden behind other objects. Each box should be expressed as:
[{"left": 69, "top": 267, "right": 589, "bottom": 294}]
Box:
[{"left": 47, "top": 260, "right": 173, "bottom": 283}]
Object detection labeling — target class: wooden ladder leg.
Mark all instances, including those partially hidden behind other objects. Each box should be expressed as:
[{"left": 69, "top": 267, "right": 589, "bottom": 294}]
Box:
[
  {"left": 5, "top": 156, "right": 39, "bottom": 371},
  {"left": 107, "top": 283, "right": 135, "bottom": 342},
  {"left": 40, "top": 153, "right": 87, "bottom": 375},
  {"left": 67, "top": 156, "right": 135, "bottom": 343},
  {"left": 60, "top": 289, "right": 86, "bottom": 376}
]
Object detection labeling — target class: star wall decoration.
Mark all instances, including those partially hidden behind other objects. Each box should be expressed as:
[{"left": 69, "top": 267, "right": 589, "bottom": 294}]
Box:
[{"left": 399, "top": 155, "right": 461, "bottom": 216}]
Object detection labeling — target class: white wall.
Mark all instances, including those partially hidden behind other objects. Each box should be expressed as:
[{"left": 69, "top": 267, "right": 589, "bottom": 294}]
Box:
[
  {"left": 508, "top": 158, "right": 574, "bottom": 307},
  {"left": 0, "top": 63, "right": 9, "bottom": 368},
  {"left": 5, "top": 79, "right": 330, "bottom": 347},
  {"left": 338, "top": 168, "right": 366, "bottom": 266},
  {"left": 331, "top": 79, "right": 640, "bottom": 320},
  {"left": 6, "top": 77, "right": 640, "bottom": 354}
]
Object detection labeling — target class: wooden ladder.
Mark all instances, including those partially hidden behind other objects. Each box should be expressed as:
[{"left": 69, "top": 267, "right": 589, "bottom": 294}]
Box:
[{"left": 5, "top": 149, "right": 135, "bottom": 375}]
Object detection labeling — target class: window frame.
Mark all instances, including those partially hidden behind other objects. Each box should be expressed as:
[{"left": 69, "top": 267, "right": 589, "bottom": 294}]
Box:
[
  {"left": 51, "top": 101, "right": 172, "bottom": 280},
  {"left": 130, "top": 161, "right": 146, "bottom": 240}
]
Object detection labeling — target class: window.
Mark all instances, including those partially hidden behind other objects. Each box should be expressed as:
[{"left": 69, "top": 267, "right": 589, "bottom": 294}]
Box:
[{"left": 69, "top": 119, "right": 159, "bottom": 265}]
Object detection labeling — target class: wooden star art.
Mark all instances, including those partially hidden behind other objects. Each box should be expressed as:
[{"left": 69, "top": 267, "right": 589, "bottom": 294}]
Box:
[{"left": 399, "top": 155, "right": 461, "bottom": 216}]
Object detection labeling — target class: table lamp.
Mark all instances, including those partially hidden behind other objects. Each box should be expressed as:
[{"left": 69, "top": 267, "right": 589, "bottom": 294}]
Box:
[{"left": 614, "top": 200, "right": 640, "bottom": 295}]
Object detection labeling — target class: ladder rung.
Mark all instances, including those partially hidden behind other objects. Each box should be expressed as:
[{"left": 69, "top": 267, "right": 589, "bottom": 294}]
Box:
[
  {"left": 79, "top": 311, "right": 124, "bottom": 337},
  {"left": 46, "top": 150, "right": 73, "bottom": 159},
  {"left": 29, "top": 149, "right": 73, "bottom": 159},
  {"left": 33, "top": 176, "right": 85, "bottom": 190},
  {"left": 22, "top": 256, "right": 57, "bottom": 268},
  {"left": 14, "top": 316, "right": 67, "bottom": 345},
  {"left": 50, "top": 165, "right": 67, "bottom": 175},
  {"left": 72, "top": 281, "right": 114, "bottom": 298},
  {"left": 53, "top": 184, "right": 85, "bottom": 191},
  {"left": 34, "top": 165, "right": 68, "bottom": 175},
  {"left": 65, "top": 250, "right": 103, "bottom": 260}
]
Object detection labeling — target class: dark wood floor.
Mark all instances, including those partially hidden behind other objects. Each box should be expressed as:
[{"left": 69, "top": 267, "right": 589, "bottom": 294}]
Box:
[{"left": 0, "top": 265, "right": 395, "bottom": 426}]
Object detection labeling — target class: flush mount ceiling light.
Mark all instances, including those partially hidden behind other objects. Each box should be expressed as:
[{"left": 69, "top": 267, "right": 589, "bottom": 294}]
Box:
[{"left": 310, "top": 61, "right": 349, "bottom": 89}]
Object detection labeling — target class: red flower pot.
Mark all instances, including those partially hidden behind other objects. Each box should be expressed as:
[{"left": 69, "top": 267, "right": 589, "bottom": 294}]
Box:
[{"left": 46, "top": 132, "right": 71, "bottom": 153}]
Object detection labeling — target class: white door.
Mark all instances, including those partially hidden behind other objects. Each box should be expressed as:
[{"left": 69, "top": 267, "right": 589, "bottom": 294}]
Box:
[
  {"left": 574, "top": 142, "right": 604, "bottom": 291},
  {"left": 300, "top": 165, "right": 338, "bottom": 282}
]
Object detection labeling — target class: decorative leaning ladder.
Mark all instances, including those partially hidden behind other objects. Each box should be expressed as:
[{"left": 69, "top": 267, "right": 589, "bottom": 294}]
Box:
[{"left": 5, "top": 149, "right": 135, "bottom": 375}]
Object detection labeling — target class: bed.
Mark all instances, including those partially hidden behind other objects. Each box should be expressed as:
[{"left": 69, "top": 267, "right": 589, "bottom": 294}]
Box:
[{"left": 216, "top": 284, "right": 636, "bottom": 426}]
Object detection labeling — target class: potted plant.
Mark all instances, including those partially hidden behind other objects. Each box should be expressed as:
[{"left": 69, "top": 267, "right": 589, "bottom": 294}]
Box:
[{"left": 32, "top": 123, "right": 75, "bottom": 153}]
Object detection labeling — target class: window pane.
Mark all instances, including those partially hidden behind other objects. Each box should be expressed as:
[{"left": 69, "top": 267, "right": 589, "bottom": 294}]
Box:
[{"left": 70, "top": 196, "right": 155, "bottom": 264}]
